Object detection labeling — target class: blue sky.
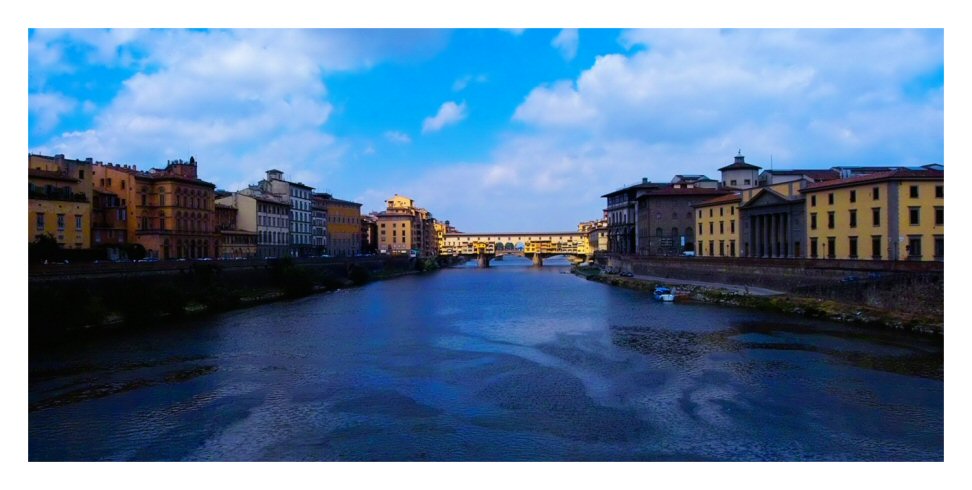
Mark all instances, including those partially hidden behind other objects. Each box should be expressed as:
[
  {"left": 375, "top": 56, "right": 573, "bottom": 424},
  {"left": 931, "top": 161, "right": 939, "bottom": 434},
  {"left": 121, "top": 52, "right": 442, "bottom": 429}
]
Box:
[{"left": 28, "top": 28, "right": 944, "bottom": 231}]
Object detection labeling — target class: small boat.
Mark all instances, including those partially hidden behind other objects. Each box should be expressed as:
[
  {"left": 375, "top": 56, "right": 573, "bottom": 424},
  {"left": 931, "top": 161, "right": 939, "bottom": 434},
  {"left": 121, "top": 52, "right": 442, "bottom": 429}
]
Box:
[{"left": 653, "top": 286, "right": 676, "bottom": 302}]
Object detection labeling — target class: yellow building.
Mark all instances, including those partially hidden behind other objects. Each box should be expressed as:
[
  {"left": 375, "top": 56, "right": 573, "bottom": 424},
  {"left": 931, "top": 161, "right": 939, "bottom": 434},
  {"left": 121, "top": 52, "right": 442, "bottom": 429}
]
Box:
[
  {"left": 801, "top": 169, "right": 943, "bottom": 261},
  {"left": 316, "top": 193, "right": 362, "bottom": 257},
  {"left": 376, "top": 194, "right": 438, "bottom": 257},
  {"left": 28, "top": 154, "right": 93, "bottom": 249},
  {"left": 693, "top": 193, "right": 742, "bottom": 257}
]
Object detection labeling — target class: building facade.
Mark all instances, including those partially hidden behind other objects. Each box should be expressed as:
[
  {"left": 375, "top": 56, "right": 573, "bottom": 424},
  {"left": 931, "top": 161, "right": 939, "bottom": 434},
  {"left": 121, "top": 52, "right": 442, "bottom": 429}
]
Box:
[
  {"left": 317, "top": 193, "right": 362, "bottom": 257},
  {"left": 801, "top": 169, "right": 944, "bottom": 261},
  {"left": 636, "top": 187, "right": 731, "bottom": 256},
  {"left": 215, "top": 202, "right": 257, "bottom": 259},
  {"left": 257, "top": 170, "right": 314, "bottom": 257},
  {"left": 92, "top": 157, "right": 217, "bottom": 259},
  {"left": 28, "top": 154, "right": 94, "bottom": 250},
  {"left": 236, "top": 187, "right": 291, "bottom": 258},
  {"left": 311, "top": 194, "right": 328, "bottom": 255},
  {"left": 375, "top": 194, "right": 439, "bottom": 257},
  {"left": 693, "top": 193, "right": 742, "bottom": 257},
  {"left": 601, "top": 179, "right": 661, "bottom": 255},
  {"left": 718, "top": 153, "right": 761, "bottom": 189},
  {"left": 360, "top": 214, "right": 378, "bottom": 254}
]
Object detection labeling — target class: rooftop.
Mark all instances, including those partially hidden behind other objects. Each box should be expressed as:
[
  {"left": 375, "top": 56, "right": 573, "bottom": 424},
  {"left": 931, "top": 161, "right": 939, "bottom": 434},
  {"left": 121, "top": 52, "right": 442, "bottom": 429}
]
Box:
[{"left": 801, "top": 168, "right": 944, "bottom": 193}]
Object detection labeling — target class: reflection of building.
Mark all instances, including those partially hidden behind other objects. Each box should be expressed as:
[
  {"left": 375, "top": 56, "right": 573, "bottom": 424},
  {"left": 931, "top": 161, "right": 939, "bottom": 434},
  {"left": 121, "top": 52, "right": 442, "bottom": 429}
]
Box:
[
  {"left": 801, "top": 168, "right": 944, "bottom": 261},
  {"left": 28, "top": 154, "right": 93, "bottom": 250},
  {"left": 316, "top": 193, "right": 362, "bottom": 257},
  {"left": 375, "top": 194, "right": 439, "bottom": 257},
  {"left": 93, "top": 157, "right": 217, "bottom": 259}
]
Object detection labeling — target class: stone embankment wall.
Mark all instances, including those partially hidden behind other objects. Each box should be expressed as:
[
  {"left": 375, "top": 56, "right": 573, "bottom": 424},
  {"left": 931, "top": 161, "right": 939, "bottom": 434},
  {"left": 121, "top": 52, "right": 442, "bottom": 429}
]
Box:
[
  {"left": 598, "top": 254, "right": 943, "bottom": 320},
  {"left": 28, "top": 256, "right": 422, "bottom": 343}
]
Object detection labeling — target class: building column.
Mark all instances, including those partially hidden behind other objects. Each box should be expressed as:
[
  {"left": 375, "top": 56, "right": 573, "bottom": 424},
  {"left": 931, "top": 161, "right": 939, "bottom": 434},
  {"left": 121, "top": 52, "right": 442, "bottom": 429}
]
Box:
[
  {"left": 783, "top": 213, "right": 789, "bottom": 258},
  {"left": 772, "top": 213, "right": 779, "bottom": 258}
]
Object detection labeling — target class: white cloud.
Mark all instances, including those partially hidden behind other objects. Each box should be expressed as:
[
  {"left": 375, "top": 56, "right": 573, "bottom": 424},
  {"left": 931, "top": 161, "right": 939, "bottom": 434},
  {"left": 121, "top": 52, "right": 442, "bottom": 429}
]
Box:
[
  {"left": 551, "top": 29, "right": 579, "bottom": 61},
  {"left": 452, "top": 74, "right": 488, "bottom": 92},
  {"left": 29, "top": 92, "right": 78, "bottom": 133},
  {"left": 383, "top": 130, "right": 412, "bottom": 144},
  {"left": 501, "top": 29, "right": 526, "bottom": 36},
  {"left": 421, "top": 101, "right": 468, "bottom": 134},
  {"left": 29, "top": 29, "right": 449, "bottom": 192}
]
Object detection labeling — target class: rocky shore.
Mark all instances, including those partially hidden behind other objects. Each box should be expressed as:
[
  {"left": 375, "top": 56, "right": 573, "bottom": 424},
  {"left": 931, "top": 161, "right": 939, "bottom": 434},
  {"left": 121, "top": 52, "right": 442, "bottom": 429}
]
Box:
[{"left": 572, "top": 265, "right": 943, "bottom": 335}]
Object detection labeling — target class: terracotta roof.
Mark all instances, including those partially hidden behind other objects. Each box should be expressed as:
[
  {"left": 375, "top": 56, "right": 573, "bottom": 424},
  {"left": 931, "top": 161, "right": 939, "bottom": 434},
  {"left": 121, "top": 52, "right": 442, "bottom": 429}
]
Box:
[
  {"left": 692, "top": 193, "right": 742, "bottom": 207},
  {"left": 640, "top": 187, "right": 732, "bottom": 197},
  {"left": 601, "top": 182, "right": 665, "bottom": 198},
  {"left": 801, "top": 168, "right": 943, "bottom": 193},
  {"left": 763, "top": 169, "right": 841, "bottom": 181}
]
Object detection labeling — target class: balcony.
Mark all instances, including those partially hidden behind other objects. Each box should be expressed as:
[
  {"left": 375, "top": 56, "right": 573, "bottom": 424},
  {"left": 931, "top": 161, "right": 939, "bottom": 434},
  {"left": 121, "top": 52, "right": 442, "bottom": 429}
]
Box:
[{"left": 29, "top": 188, "right": 88, "bottom": 203}]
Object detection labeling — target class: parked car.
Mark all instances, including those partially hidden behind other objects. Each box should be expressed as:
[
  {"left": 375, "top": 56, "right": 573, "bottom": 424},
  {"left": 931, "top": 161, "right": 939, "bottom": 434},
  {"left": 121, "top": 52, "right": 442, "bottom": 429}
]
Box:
[
  {"left": 620, "top": 271, "right": 634, "bottom": 277},
  {"left": 682, "top": 251, "right": 696, "bottom": 257}
]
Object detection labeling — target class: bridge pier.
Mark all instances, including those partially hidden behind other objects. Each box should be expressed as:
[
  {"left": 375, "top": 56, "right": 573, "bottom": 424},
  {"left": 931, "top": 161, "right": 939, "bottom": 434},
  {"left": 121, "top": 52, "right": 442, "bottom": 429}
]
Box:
[
  {"left": 477, "top": 253, "right": 493, "bottom": 268},
  {"left": 531, "top": 253, "right": 543, "bottom": 267}
]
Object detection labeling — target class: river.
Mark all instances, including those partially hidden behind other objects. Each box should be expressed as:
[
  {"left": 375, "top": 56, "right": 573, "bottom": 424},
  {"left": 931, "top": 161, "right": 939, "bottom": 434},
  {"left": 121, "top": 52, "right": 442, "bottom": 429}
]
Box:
[{"left": 28, "top": 257, "right": 944, "bottom": 461}]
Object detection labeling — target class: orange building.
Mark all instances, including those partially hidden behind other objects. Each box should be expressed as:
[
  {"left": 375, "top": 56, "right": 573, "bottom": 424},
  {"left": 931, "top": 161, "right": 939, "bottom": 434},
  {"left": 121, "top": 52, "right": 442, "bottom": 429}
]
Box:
[
  {"left": 28, "top": 154, "right": 94, "bottom": 249},
  {"left": 93, "top": 157, "right": 217, "bottom": 259}
]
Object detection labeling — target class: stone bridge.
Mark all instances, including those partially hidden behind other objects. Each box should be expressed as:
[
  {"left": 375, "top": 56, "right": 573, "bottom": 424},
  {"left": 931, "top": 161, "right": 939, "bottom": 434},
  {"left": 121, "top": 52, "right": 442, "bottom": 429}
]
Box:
[{"left": 441, "top": 232, "right": 590, "bottom": 267}]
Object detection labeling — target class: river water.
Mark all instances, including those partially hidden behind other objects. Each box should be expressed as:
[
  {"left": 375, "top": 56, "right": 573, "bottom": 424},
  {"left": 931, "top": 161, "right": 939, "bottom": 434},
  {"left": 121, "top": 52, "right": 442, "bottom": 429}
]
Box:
[{"left": 28, "top": 257, "right": 944, "bottom": 461}]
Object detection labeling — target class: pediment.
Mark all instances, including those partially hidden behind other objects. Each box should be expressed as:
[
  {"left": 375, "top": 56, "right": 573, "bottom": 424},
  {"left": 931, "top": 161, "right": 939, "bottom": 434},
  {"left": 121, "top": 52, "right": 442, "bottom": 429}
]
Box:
[{"left": 740, "top": 188, "right": 797, "bottom": 209}]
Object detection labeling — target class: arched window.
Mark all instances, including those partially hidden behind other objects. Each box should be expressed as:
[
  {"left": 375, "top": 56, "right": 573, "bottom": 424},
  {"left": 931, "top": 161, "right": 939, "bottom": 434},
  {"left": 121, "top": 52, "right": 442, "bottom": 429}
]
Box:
[
  {"left": 655, "top": 227, "right": 663, "bottom": 236},
  {"left": 672, "top": 227, "right": 679, "bottom": 238}
]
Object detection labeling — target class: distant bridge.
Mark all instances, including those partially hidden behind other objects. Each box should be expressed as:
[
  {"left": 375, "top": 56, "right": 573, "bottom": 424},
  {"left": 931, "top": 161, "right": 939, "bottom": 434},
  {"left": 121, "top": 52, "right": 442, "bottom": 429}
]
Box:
[{"left": 441, "top": 232, "right": 590, "bottom": 267}]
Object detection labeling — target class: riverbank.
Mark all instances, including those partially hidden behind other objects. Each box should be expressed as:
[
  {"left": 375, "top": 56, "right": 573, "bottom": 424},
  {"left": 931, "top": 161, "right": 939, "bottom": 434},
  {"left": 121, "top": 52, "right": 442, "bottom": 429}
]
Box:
[
  {"left": 573, "top": 265, "right": 943, "bottom": 335},
  {"left": 29, "top": 256, "right": 463, "bottom": 346}
]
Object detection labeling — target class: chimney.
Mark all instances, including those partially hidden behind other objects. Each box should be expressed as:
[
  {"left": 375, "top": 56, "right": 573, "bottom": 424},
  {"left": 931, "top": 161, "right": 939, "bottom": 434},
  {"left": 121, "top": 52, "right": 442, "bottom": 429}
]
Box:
[
  {"left": 642, "top": 178, "right": 648, "bottom": 184},
  {"left": 85, "top": 157, "right": 93, "bottom": 164}
]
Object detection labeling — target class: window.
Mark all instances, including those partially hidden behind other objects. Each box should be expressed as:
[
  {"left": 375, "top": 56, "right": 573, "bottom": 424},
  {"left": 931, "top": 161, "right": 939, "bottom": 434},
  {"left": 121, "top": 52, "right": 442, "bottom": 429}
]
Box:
[
  {"left": 935, "top": 185, "right": 943, "bottom": 198},
  {"left": 107, "top": 178, "right": 112, "bottom": 187},
  {"left": 730, "top": 179, "right": 737, "bottom": 186},
  {"left": 709, "top": 209, "right": 713, "bottom": 218},
  {"left": 160, "top": 217, "right": 166, "bottom": 230},
  {"left": 655, "top": 227, "right": 663, "bottom": 237},
  {"left": 730, "top": 220, "right": 735, "bottom": 233},
  {"left": 910, "top": 186, "right": 919, "bottom": 198},
  {"left": 934, "top": 235, "right": 944, "bottom": 260},
  {"left": 36, "top": 213, "right": 44, "bottom": 231},
  {"left": 79, "top": 170, "right": 84, "bottom": 179},
  {"left": 849, "top": 209, "right": 857, "bottom": 228},
  {"left": 908, "top": 236, "right": 922, "bottom": 259},
  {"left": 810, "top": 237, "right": 818, "bottom": 258},
  {"left": 744, "top": 179, "right": 751, "bottom": 186},
  {"left": 827, "top": 237, "right": 836, "bottom": 259},
  {"left": 810, "top": 213, "right": 817, "bottom": 230},
  {"left": 719, "top": 240, "right": 725, "bottom": 256},
  {"left": 698, "top": 223, "right": 703, "bottom": 235},
  {"left": 909, "top": 207, "right": 920, "bottom": 226},
  {"left": 709, "top": 222, "right": 713, "bottom": 234},
  {"left": 121, "top": 180, "right": 125, "bottom": 190},
  {"left": 848, "top": 236, "right": 858, "bottom": 259},
  {"left": 719, "top": 222, "right": 724, "bottom": 234},
  {"left": 811, "top": 195, "right": 816, "bottom": 207},
  {"left": 828, "top": 193, "right": 834, "bottom": 205},
  {"left": 698, "top": 210, "right": 702, "bottom": 219},
  {"left": 720, "top": 208, "right": 724, "bottom": 217},
  {"left": 731, "top": 207, "right": 735, "bottom": 216},
  {"left": 709, "top": 240, "right": 714, "bottom": 254},
  {"left": 935, "top": 207, "right": 943, "bottom": 226},
  {"left": 75, "top": 215, "right": 82, "bottom": 231},
  {"left": 100, "top": 178, "right": 104, "bottom": 187},
  {"left": 57, "top": 214, "right": 65, "bottom": 231},
  {"left": 872, "top": 208, "right": 881, "bottom": 227},
  {"left": 872, "top": 236, "right": 882, "bottom": 259},
  {"left": 850, "top": 190, "right": 856, "bottom": 203},
  {"left": 873, "top": 186, "right": 880, "bottom": 200},
  {"left": 827, "top": 212, "right": 835, "bottom": 229}
]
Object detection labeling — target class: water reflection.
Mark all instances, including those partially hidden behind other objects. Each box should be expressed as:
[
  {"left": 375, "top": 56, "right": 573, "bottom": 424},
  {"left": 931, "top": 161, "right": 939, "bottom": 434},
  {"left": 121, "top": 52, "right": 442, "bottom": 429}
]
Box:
[{"left": 29, "top": 259, "right": 943, "bottom": 461}]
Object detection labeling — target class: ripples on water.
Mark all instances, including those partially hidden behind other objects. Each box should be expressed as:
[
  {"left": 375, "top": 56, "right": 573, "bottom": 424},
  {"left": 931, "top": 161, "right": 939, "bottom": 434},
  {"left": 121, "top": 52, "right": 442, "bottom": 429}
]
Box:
[{"left": 29, "top": 257, "right": 943, "bottom": 461}]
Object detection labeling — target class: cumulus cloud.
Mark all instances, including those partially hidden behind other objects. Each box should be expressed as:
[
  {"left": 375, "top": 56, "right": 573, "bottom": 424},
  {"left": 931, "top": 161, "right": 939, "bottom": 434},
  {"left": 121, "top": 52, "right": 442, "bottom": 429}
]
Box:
[
  {"left": 29, "top": 92, "right": 78, "bottom": 133},
  {"left": 367, "top": 29, "right": 943, "bottom": 231},
  {"left": 29, "top": 29, "right": 449, "bottom": 191},
  {"left": 551, "top": 29, "right": 579, "bottom": 61},
  {"left": 421, "top": 101, "right": 468, "bottom": 134},
  {"left": 384, "top": 130, "right": 412, "bottom": 144}
]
